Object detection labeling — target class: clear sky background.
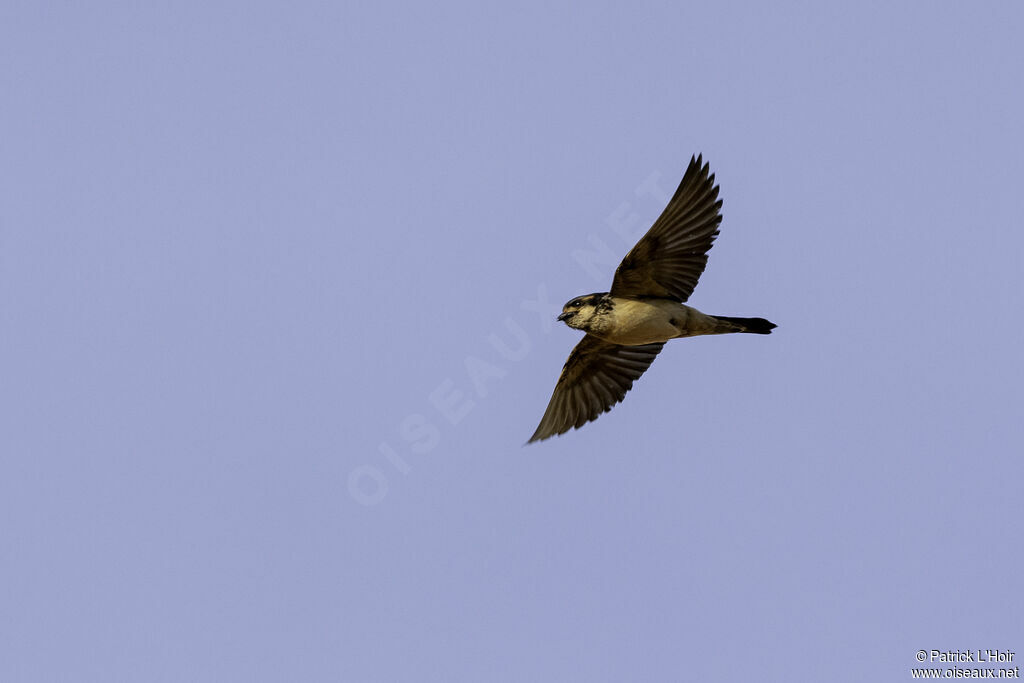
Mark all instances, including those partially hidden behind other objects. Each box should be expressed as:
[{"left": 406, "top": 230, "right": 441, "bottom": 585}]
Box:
[{"left": 3, "top": 3, "right": 1023, "bottom": 682}]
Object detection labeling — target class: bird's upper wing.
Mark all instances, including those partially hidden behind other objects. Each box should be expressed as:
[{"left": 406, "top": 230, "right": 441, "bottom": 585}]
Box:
[
  {"left": 610, "top": 154, "right": 723, "bottom": 302},
  {"left": 528, "top": 334, "right": 664, "bottom": 443}
]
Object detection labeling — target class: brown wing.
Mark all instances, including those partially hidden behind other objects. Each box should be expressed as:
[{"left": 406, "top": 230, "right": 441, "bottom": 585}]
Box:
[
  {"left": 528, "top": 335, "right": 665, "bottom": 443},
  {"left": 610, "top": 154, "right": 723, "bottom": 302}
]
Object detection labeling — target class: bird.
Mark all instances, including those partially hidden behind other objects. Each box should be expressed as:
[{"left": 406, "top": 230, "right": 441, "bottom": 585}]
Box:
[{"left": 528, "top": 154, "right": 775, "bottom": 443}]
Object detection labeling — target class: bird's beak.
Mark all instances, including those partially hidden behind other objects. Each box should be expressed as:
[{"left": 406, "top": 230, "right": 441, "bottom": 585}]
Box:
[{"left": 557, "top": 312, "right": 571, "bottom": 322}]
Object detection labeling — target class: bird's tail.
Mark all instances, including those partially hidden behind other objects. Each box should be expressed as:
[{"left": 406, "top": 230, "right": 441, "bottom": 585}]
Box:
[{"left": 713, "top": 316, "right": 777, "bottom": 335}]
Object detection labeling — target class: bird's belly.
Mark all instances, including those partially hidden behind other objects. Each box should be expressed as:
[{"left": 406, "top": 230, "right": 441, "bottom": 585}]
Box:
[{"left": 597, "top": 299, "right": 687, "bottom": 345}]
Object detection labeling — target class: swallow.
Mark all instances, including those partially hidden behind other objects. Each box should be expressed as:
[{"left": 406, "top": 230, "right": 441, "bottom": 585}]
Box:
[{"left": 528, "top": 154, "right": 775, "bottom": 443}]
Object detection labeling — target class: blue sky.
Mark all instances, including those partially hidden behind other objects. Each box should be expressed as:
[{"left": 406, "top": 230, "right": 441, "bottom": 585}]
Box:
[{"left": 3, "top": 2, "right": 1023, "bottom": 681}]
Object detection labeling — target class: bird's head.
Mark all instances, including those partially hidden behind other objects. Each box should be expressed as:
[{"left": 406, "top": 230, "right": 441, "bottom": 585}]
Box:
[{"left": 557, "top": 293, "right": 607, "bottom": 331}]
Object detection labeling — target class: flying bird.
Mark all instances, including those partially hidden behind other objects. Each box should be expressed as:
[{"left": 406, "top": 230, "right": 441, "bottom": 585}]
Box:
[{"left": 528, "top": 155, "right": 775, "bottom": 443}]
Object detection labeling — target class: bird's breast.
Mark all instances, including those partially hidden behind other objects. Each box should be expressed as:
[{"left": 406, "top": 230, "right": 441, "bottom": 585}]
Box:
[{"left": 590, "top": 298, "right": 690, "bottom": 345}]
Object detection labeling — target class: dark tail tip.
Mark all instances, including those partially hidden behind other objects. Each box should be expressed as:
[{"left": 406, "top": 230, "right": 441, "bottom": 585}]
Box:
[{"left": 715, "top": 316, "right": 777, "bottom": 335}]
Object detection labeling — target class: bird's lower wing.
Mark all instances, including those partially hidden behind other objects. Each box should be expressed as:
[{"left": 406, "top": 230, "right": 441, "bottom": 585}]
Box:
[{"left": 528, "top": 335, "right": 664, "bottom": 443}]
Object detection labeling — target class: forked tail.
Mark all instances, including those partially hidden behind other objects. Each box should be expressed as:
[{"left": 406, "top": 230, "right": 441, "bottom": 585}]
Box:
[{"left": 713, "top": 316, "right": 777, "bottom": 335}]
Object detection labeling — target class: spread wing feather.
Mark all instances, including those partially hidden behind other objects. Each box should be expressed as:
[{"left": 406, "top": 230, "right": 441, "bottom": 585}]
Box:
[
  {"left": 528, "top": 335, "right": 664, "bottom": 443},
  {"left": 610, "top": 154, "right": 723, "bottom": 302}
]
